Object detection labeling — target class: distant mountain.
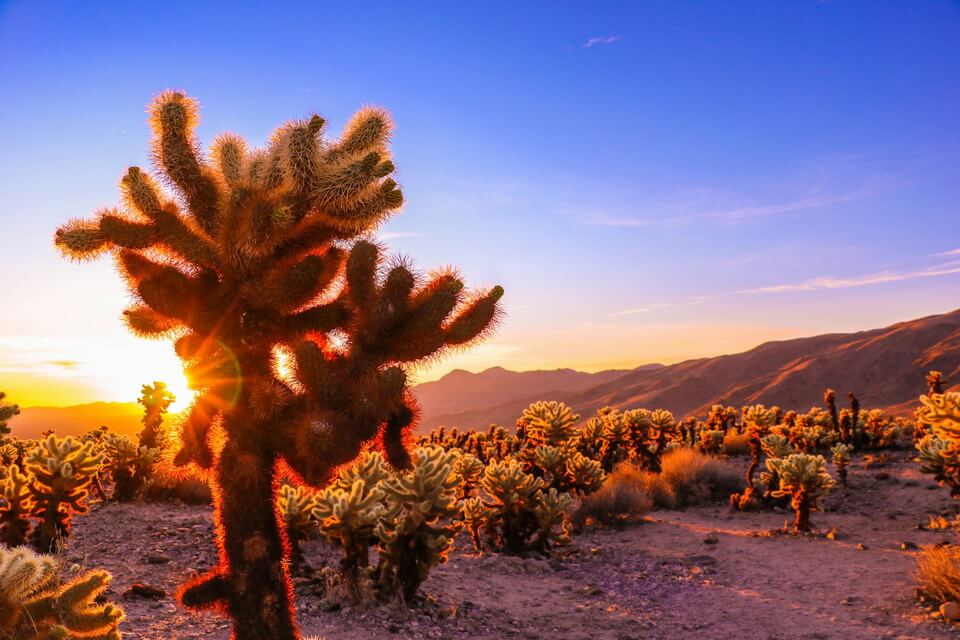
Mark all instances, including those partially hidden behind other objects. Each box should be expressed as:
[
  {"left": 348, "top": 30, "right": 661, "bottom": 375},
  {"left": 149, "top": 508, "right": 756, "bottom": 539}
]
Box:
[
  {"left": 10, "top": 402, "right": 142, "bottom": 440},
  {"left": 411, "top": 309, "right": 960, "bottom": 432},
  {"left": 10, "top": 309, "right": 959, "bottom": 440}
]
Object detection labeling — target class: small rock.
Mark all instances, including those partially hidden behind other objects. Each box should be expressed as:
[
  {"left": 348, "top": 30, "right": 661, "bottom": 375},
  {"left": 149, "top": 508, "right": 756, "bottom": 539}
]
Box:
[
  {"left": 582, "top": 586, "right": 603, "bottom": 597},
  {"left": 940, "top": 601, "right": 960, "bottom": 621},
  {"left": 122, "top": 583, "right": 166, "bottom": 600},
  {"left": 856, "top": 543, "right": 868, "bottom": 551},
  {"left": 703, "top": 533, "right": 719, "bottom": 545},
  {"left": 900, "top": 541, "right": 919, "bottom": 551},
  {"left": 145, "top": 553, "right": 171, "bottom": 565}
]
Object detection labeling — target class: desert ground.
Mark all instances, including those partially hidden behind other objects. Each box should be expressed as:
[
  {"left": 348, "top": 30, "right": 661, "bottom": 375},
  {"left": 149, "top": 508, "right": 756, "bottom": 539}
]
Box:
[{"left": 66, "top": 450, "right": 958, "bottom": 640}]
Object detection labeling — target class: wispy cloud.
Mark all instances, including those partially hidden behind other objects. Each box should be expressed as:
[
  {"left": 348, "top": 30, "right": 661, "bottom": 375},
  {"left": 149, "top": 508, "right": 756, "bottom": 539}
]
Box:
[
  {"left": 613, "top": 263, "right": 960, "bottom": 316},
  {"left": 936, "top": 248, "right": 960, "bottom": 257},
  {"left": 582, "top": 35, "right": 621, "bottom": 49},
  {"left": 376, "top": 231, "right": 425, "bottom": 241},
  {"left": 586, "top": 184, "right": 883, "bottom": 228}
]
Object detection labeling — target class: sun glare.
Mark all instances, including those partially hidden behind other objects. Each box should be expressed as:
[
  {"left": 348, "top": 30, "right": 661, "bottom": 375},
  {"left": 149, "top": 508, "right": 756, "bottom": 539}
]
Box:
[{"left": 87, "top": 339, "right": 196, "bottom": 411}]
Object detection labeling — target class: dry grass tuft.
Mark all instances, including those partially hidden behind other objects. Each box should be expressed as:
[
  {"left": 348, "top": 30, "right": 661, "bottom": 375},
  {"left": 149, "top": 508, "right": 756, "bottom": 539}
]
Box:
[
  {"left": 916, "top": 544, "right": 960, "bottom": 604},
  {"left": 658, "top": 447, "right": 743, "bottom": 507},
  {"left": 722, "top": 431, "right": 751, "bottom": 456},
  {"left": 572, "top": 462, "right": 653, "bottom": 527}
]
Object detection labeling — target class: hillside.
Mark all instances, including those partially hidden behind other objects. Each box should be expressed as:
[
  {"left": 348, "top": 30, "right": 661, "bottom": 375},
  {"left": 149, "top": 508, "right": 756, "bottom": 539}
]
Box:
[
  {"left": 10, "top": 402, "right": 143, "bottom": 439},
  {"left": 413, "top": 308, "right": 960, "bottom": 432}
]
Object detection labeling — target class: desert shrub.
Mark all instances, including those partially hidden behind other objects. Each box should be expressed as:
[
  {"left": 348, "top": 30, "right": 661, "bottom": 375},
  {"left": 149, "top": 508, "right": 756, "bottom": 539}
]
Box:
[
  {"left": 767, "top": 453, "right": 834, "bottom": 532},
  {"left": 916, "top": 544, "right": 960, "bottom": 604},
  {"left": 571, "top": 462, "right": 653, "bottom": 527},
  {"left": 25, "top": 435, "right": 103, "bottom": 552},
  {"left": 658, "top": 447, "right": 742, "bottom": 507},
  {"left": 722, "top": 431, "right": 751, "bottom": 456},
  {"left": 0, "top": 545, "right": 124, "bottom": 639}
]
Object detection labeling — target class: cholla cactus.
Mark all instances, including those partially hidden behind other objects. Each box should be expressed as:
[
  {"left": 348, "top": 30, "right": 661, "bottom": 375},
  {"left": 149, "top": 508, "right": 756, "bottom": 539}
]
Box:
[
  {"left": 277, "top": 483, "right": 319, "bottom": 572},
  {"left": 0, "top": 393, "right": 19, "bottom": 440},
  {"left": 103, "top": 434, "right": 158, "bottom": 501},
  {"left": 0, "top": 466, "right": 34, "bottom": 547},
  {"left": 476, "top": 458, "right": 570, "bottom": 554},
  {"left": 137, "top": 381, "right": 176, "bottom": 450},
  {"left": 742, "top": 404, "right": 776, "bottom": 433},
  {"left": 0, "top": 444, "right": 17, "bottom": 466},
  {"left": 453, "top": 452, "right": 484, "bottom": 500},
  {"left": 520, "top": 401, "right": 580, "bottom": 448},
  {"left": 376, "top": 446, "right": 461, "bottom": 601},
  {"left": 915, "top": 392, "right": 960, "bottom": 497},
  {"left": 824, "top": 388, "right": 841, "bottom": 439},
  {"left": 0, "top": 545, "right": 124, "bottom": 639},
  {"left": 25, "top": 435, "right": 104, "bottom": 552},
  {"left": 314, "top": 452, "right": 389, "bottom": 598},
  {"left": 767, "top": 453, "right": 835, "bottom": 532},
  {"left": 55, "top": 92, "right": 502, "bottom": 638},
  {"left": 698, "top": 429, "right": 725, "bottom": 456},
  {"left": 831, "top": 443, "right": 853, "bottom": 487},
  {"left": 461, "top": 496, "right": 491, "bottom": 552}
]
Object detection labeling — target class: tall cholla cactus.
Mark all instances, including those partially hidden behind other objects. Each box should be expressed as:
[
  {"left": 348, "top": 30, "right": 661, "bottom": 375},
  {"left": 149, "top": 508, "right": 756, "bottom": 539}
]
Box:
[
  {"left": 376, "top": 446, "right": 461, "bottom": 602},
  {"left": 54, "top": 92, "right": 502, "bottom": 638},
  {"left": 26, "top": 435, "right": 104, "bottom": 552},
  {"left": 766, "top": 453, "right": 835, "bottom": 532},
  {"left": 0, "top": 545, "right": 124, "bottom": 639},
  {"left": 277, "top": 484, "right": 319, "bottom": 572},
  {"left": 137, "top": 381, "right": 176, "bottom": 450},
  {"left": 0, "top": 466, "right": 34, "bottom": 547},
  {"left": 0, "top": 393, "right": 19, "bottom": 441}
]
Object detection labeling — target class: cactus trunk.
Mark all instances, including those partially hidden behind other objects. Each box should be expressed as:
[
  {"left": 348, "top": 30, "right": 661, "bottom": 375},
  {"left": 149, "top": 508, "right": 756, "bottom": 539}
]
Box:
[
  {"left": 214, "top": 440, "right": 297, "bottom": 640},
  {"left": 792, "top": 489, "right": 811, "bottom": 532}
]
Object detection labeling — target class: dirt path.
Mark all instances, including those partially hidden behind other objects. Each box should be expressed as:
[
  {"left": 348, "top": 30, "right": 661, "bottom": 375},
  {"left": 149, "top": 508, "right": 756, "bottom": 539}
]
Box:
[{"left": 66, "top": 452, "right": 959, "bottom": 639}]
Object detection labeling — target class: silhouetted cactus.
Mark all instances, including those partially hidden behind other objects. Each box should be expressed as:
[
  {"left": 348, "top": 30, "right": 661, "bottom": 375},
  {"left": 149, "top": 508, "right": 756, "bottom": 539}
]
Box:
[
  {"left": 137, "top": 381, "right": 176, "bottom": 450},
  {"left": 0, "top": 393, "right": 19, "bottom": 441},
  {"left": 766, "top": 453, "right": 835, "bottom": 532},
  {"left": 824, "top": 388, "right": 841, "bottom": 439},
  {"left": 55, "top": 91, "right": 502, "bottom": 639},
  {"left": 25, "top": 435, "right": 103, "bottom": 552},
  {"left": 103, "top": 434, "right": 158, "bottom": 501},
  {"left": 0, "top": 545, "right": 125, "bottom": 639},
  {"left": 0, "top": 465, "right": 33, "bottom": 547}
]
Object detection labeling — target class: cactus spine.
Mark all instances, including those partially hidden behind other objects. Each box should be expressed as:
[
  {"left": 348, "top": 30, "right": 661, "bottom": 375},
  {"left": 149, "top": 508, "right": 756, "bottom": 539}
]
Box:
[{"left": 55, "top": 92, "right": 502, "bottom": 639}]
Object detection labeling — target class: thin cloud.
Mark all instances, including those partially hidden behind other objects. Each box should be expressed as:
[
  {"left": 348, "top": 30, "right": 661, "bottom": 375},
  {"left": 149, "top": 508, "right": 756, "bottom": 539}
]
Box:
[
  {"left": 376, "top": 231, "right": 425, "bottom": 241},
  {"left": 613, "top": 263, "right": 960, "bottom": 316},
  {"left": 582, "top": 35, "right": 621, "bottom": 49},
  {"left": 586, "top": 184, "right": 881, "bottom": 228},
  {"left": 936, "top": 248, "right": 960, "bottom": 257},
  {"left": 47, "top": 360, "right": 79, "bottom": 368}
]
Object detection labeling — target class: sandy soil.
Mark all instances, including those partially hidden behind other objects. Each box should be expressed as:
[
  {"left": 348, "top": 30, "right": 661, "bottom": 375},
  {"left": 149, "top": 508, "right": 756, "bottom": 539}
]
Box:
[{"left": 66, "top": 450, "right": 960, "bottom": 640}]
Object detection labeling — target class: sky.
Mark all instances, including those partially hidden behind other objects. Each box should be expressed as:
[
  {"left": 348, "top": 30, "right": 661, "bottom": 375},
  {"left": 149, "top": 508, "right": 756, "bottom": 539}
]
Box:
[{"left": 0, "top": 1, "right": 958, "bottom": 407}]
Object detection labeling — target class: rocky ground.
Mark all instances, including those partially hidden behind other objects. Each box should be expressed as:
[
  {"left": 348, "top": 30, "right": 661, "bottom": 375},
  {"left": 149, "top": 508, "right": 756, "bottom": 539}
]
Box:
[{"left": 67, "top": 450, "right": 960, "bottom": 640}]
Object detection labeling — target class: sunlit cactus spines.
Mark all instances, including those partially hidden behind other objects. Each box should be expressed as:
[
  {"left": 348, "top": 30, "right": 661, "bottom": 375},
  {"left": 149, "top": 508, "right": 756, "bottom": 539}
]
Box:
[
  {"left": 0, "top": 465, "right": 34, "bottom": 547},
  {"left": 54, "top": 91, "right": 503, "bottom": 638},
  {"left": 277, "top": 483, "right": 319, "bottom": 572},
  {"left": 0, "top": 545, "right": 125, "bottom": 639},
  {"left": 0, "top": 444, "right": 17, "bottom": 467},
  {"left": 831, "top": 443, "right": 853, "bottom": 487},
  {"left": 915, "top": 392, "right": 960, "bottom": 497},
  {"left": 0, "top": 393, "right": 18, "bottom": 441},
  {"left": 375, "top": 445, "right": 461, "bottom": 601},
  {"left": 25, "top": 435, "right": 104, "bottom": 552},
  {"left": 520, "top": 401, "right": 580, "bottom": 448},
  {"left": 766, "top": 453, "right": 835, "bottom": 532},
  {"left": 137, "top": 381, "right": 176, "bottom": 450},
  {"left": 452, "top": 451, "right": 484, "bottom": 500},
  {"left": 926, "top": 370, "right": 946, "bottom": 395}
]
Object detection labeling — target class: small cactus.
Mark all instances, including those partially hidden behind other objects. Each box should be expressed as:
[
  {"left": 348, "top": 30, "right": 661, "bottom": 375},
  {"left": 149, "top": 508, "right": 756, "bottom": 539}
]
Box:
[
  {"left": 103, "top": 434, "right": 158, "bottom": 501},
  {"left": 0, "top": 392, "right": 19, "bottom": 440},
  {"left": 767, "top": 453, "right": 835, "bottom": 532},
  {"left": 0, "top": 545, "right": 125, "bottom": 639},
  {"left": 0, "top": 466, "right": 34, "bottom": 547},
  {"left": 831, "top": 443, "right": 853, "bottom": 487},
  {"left": 520, "top": 401, "right": 580, "bottom": 448},
  {"left": 25, "top": 435, "right": 104, "bottom": 552}
]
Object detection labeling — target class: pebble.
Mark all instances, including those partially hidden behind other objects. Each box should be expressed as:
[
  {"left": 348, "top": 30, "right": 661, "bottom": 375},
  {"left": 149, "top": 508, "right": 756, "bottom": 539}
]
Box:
[{"left": 940, "top": 601, "right": 960, "bottom": 621}]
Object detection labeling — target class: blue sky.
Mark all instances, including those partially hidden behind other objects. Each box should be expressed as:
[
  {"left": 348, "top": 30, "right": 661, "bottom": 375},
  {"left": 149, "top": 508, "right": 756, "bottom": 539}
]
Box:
[{"left": 1, "top": 1, "right": 958, "bottom": 405}]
